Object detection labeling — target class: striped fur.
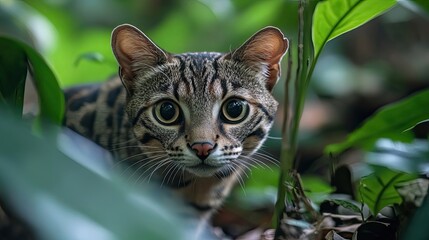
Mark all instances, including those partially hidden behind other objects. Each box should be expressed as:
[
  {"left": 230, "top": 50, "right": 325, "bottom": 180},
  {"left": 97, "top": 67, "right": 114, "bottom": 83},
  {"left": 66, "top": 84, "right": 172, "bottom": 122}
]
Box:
[{"left": 64, "top": 24, "right": 288, "bottom": 218}]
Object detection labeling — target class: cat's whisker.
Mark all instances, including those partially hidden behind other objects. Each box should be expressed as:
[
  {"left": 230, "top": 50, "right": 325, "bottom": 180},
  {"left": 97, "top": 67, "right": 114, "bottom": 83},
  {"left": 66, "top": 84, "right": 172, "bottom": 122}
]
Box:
[
  {"left": 235, "top": 160, "right": 253, "bottom": 176},
  {"left": 113, "top": 152, "right": 147, "bottom": 170},
  {"left": 232, "top": 160, "right": 252, "bottom": 175},
  {"left": 253, "top": 151, "right": 279, "bottom": 166},
  {"left": 109, "top": 144, "right": 161, "bottom": 151},
  {"left": 129, "top": 155, "right": 167, "bottom": 181},
  {"left": 229, "top": 164, "right": 246, "bottom": 195},
  {"left": 178, "top": 167, "right": 187, "bottom": 188},
  {"left": 163, "top": 164, "right": 177, "bottom": 186},
  {"left": 240, "top": 155, "right": 273, "bottom": 171},
  {"left": 266, "top": 135, "right": 282, "bottom": 140},
  {"left": 256, "top": 147, "right": 278, "bottom": 158},
  {"left": 106, "top": 138, "right": 138, "bottom": 147},
  {"left": 160, "top": 162, "right": 179, "bottom": 187},
  {"left": 113, "top": 150, "right": 166, "bottom": 170},
  {"left": 169, "top": 163, "right": 185, "bottom": 186},
  {"left": 253, "top": 148, "right": 279, "bottom": 165},
  {"left": 238, "top": 155, "right": 267, "bottom": 170},
  {"left": 142, "top": 157, "right": 172, "bottom": 184}
]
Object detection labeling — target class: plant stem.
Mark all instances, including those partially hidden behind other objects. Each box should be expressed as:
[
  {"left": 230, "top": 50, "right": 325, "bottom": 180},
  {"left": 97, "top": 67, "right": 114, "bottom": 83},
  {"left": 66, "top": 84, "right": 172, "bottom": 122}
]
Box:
[{"left": 273, "top": 0, "right": 318, "bottom": 231}]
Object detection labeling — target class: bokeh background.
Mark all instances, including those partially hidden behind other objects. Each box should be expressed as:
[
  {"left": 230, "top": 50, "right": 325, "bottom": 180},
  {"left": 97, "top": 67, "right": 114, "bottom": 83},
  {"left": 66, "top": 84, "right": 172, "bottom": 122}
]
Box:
[{"left": 1, "top": 0, "right": 429, "bottom": 237}]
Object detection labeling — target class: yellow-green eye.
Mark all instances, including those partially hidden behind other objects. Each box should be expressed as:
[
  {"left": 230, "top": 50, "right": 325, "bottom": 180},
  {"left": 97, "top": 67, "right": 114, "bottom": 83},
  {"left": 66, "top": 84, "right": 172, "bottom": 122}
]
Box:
[
  {"left": 154, "top": 100, "right": 181, "bottom": 125},
  {"left": 221, "top": 98, "right": 249, "bottom": 124}
]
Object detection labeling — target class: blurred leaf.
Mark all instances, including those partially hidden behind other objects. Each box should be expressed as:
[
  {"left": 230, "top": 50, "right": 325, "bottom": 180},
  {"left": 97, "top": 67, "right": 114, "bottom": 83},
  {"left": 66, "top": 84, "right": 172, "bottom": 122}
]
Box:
[
  {"left": 366, "top": 139, "right": 429, "bottom": 174},
  {"left": 330, "top": 199, "right": 361, "bottom": 214},
  {"left": 75, "top": 52, "right": 106, "bottom": 66},
  {"left": 246, "top": 167, "right": 280, "bottom": 189},
  {"left": 360, "top": 166, "right": 417, "bottom": 215},
  {"left": 0, "top": 111, "right": 209, "bottom": 240},
  {"left": 231, "top": 167, "right": 279, "bottom": 209},
  {"left": 301, "top": 175, "right": 335, "bottom": 204},
  {"left": 325, "top": 89, "right": 429, "bottom": 154},
  {"left": 0, "top": 37, "right": 27, "bottom": 115},
  {"left": 22, "top": 40, "right": 64, "bottom": 125},
  {"left": 0, "top": 37, "right": 64, "bottom": 125},
  {"left": 403, "top": 185, "right": 429, "bottom": 240},
  {"left": 410, "top": 0, "right": 429, "bottom": 14},
  {"left": 312, "top": 0, "right": 396, "bottom": 59}
]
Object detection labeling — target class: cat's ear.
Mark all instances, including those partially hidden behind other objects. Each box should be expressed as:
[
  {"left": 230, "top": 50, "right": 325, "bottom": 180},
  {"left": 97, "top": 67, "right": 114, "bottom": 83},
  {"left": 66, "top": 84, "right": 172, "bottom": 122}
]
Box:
[
  {"left": 226, "top": 27, "right": 288, "bottom": 91},
  {"left": 111, "top": 24, "right": 171, "bottom": 91}
]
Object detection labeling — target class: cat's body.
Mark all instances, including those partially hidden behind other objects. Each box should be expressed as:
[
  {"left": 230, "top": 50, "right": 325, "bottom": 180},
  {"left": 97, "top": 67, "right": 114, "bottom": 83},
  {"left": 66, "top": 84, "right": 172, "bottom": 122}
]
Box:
[{"left": 64, "top": 24, "right": 288, "bottom": 218}]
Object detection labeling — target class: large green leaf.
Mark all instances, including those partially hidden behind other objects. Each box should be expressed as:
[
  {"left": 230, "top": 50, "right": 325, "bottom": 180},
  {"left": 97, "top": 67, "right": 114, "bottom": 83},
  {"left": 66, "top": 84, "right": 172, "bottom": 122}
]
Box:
[
  {"left": 325, "top": 89, "right": 429, "bottom": 154},
  {"left": 312, "top": 0, "right": 396, "bottom": 59},
  {"left": 0, "top": 111, "right": 210, "bottom": 240},
  {"left": 360, "top": 166, "right": 417, "bottom": 215},
  {"left": 22, "top": 41, "right": 65, "bottom": 125},
  {"left": 0, "top": 38, "right": 27, "bottom": 115},
  {"left": 0, "top": 37, "right": 64, "bottom": 125}
]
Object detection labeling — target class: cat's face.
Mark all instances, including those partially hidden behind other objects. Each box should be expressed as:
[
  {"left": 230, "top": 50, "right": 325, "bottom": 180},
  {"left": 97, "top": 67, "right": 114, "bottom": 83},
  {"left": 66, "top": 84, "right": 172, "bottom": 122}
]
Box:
[{"left": 112, "top": 24, "right": 288, "bottom": 178}]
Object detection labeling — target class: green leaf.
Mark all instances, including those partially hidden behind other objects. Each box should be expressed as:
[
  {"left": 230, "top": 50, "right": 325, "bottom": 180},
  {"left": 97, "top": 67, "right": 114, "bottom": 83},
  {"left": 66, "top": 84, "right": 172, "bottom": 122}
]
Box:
[
  {"left": 0, "top": 37, "right": 64, "bottom": 125},
  {"left": 22, "top": 42, "right": 65, "bottom": 125},
  {"left": 231, "top": 167, "right": 279, "bottom": 209},
  {"left": 0, "top": 38, "right": 28, "bottom": 115},
  {"left": 409, "top": 0, "right": 429, "bottom": 14},
  {"left": 325, "top": 89, "right": 429, "bottom": 154},
  {"left": 74, "top": 52, "right": 106, "bottom": 66},
  {"left": 301, "top": 175, "right": 335, "bottom": 204},
  {"left": 330, "top": 199, "right": 361, "bottom": 214},
  {"left": 312, "top": 0, "right": 396, "bottom": 59},
  {"left": 0, "top": 111, "right": 211, "bottom": 240},
  {"left": 360, "top": 166, "right": 417, "bottom": 215}
]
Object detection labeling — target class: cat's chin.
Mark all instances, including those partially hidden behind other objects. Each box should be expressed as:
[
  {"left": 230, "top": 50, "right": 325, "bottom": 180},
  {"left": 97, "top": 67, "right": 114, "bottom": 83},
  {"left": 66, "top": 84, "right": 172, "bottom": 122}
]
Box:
[{"left": 185, "top": 164, "right": 224, "bottom": 177}]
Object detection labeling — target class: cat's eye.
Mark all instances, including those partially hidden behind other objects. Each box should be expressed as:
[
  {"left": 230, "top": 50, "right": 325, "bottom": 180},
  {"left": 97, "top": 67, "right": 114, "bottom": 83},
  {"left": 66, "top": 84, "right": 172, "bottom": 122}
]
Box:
[
  {"left": 221, "top": 98, "right": 249, "bottom": 124},
  {"left": 153, "top": 100, "right": 181, "bottom": 125}
]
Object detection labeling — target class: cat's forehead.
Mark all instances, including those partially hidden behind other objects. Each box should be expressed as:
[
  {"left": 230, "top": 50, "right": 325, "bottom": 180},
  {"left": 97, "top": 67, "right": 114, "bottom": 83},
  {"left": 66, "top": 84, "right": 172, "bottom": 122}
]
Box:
[
  {"left": 174, "top": 52, "right": 223, "bottom": 62},
  {"left": 132, "top": 51, "right": 267, "bottom": 107}
]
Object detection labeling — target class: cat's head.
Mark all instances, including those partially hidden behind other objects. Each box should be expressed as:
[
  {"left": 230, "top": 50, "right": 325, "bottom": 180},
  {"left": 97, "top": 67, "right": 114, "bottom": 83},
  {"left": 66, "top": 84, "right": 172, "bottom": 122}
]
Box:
[{"left": 111, "top": 24, "right": 288, "bottom": 177}]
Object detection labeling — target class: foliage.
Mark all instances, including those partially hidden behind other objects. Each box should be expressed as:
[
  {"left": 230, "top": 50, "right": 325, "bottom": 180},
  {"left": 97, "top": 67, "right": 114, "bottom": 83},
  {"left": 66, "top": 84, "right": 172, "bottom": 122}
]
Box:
[
  {"left": 0, "top": 112, "right": 209, "bottom": 240},
  {"left": 312, "top": 0, "right": 396, "bottom": 60},
  {"left": 275, "top": 0, "right": 398, "bottom": 231},
  {"left": 274, "top": 0, "right": 429, "bottom": 238},
  {"left": 360, "top": 166, "right": 417, "bottom": 216},
  {"left": 301, "top": 175, "right": 334, "bottom": 204},
  {"left": 0, "top": 37, "right": 64, "bottom": 125},
  {"left": 325, "top": 89, "right": 429, "bottom": 154}
]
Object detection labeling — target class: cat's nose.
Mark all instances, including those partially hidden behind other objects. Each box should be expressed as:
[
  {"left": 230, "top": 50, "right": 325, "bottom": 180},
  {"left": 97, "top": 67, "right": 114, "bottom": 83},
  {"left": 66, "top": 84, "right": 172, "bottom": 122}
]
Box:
[{"left": 189, "top": 142, "right": 215, "bottom": 160}]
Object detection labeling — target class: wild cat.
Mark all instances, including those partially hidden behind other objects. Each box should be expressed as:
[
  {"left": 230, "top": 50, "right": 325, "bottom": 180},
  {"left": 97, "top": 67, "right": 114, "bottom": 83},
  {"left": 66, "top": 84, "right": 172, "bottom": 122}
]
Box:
[{"left": 64, "top": 24, "right": 288, "bottom": 219}]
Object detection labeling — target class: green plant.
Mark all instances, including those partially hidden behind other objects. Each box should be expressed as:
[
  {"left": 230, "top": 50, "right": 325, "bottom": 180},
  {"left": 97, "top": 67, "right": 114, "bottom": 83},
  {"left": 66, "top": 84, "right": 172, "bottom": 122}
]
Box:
[{"left": 275, "top": 0, "right": 396, "bottom": 228}]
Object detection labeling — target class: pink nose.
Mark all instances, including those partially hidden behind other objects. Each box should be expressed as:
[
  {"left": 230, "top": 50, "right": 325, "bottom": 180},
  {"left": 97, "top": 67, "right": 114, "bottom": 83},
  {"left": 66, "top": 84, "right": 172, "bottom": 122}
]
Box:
[{"left": 190, "top": 142, "right": 215, "bottom": 160}]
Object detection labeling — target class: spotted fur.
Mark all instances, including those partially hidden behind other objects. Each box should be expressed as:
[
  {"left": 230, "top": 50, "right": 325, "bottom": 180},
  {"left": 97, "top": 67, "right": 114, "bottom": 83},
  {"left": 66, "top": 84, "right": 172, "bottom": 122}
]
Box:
[{"left": 64, "top": 24, "right": 288, "bottom": 218}]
